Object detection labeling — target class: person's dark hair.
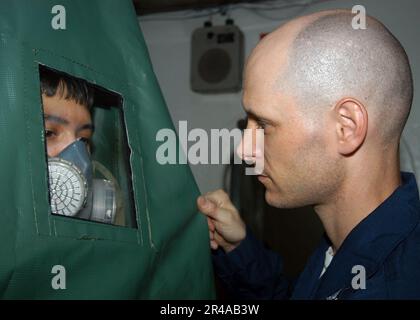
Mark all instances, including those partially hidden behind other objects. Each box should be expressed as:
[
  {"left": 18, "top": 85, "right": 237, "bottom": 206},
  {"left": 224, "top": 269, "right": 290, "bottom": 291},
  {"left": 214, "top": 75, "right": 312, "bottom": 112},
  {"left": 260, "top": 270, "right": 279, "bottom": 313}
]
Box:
[{"left": 39, "top": 66, "right": 94, "bottom": 109}]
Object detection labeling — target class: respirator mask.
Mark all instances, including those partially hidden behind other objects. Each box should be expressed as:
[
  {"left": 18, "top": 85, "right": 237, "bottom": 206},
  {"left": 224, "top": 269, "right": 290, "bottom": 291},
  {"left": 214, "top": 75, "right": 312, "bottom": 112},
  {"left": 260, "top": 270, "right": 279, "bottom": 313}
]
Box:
[{"left": 47, "top": 138, "right": 118, "bottom": 224}]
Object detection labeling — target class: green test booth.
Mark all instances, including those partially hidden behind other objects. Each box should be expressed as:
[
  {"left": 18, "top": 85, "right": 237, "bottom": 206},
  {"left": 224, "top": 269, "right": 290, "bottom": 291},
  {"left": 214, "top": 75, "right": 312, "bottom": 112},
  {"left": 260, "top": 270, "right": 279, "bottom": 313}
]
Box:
[{"left": 0, "top": 0, "right": 215, "bottom": 299}]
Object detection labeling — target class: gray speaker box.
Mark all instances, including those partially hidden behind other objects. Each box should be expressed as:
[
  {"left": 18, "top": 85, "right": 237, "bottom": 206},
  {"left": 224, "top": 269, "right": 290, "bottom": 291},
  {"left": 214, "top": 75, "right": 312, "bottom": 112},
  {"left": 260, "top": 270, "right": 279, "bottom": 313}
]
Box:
[{"left": 191, "top": 23, "right": 244, "bottom": 93}]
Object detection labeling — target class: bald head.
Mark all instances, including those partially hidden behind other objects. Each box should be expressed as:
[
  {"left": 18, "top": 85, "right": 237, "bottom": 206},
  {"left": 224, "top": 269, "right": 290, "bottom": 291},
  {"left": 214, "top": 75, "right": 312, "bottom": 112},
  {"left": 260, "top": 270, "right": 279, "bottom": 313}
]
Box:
[
  {"left": 262, "top": 10, "right": 413, "bottom": 143},
  {"left": 240, "top": 10, "right": 413, "bottom": 212}
]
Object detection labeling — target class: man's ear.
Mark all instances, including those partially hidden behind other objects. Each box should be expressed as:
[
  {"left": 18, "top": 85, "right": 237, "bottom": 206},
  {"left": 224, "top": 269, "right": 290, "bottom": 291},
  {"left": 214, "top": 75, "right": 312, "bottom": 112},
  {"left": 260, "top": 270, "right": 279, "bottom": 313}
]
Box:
[{"left": 333, "top": 98, "right": 368, "bottom": 156}]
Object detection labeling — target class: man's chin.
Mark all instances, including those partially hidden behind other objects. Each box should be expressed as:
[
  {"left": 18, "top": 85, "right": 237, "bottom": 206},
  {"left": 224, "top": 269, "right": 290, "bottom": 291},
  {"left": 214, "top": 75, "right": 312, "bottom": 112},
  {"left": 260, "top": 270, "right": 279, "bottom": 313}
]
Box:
[
  {"left": 260, "top": 178, "right": 301, "bottom": 208},
  {"left": 264, "top": 189, "right": 300, "bottom": 209}
]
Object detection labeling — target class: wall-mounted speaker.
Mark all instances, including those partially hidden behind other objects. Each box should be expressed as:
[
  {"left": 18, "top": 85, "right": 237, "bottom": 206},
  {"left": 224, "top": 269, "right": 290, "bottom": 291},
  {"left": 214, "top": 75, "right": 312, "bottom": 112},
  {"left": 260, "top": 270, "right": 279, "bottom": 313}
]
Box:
[{"left": 191, "top": 21, "right": 244, "bottom": 93}]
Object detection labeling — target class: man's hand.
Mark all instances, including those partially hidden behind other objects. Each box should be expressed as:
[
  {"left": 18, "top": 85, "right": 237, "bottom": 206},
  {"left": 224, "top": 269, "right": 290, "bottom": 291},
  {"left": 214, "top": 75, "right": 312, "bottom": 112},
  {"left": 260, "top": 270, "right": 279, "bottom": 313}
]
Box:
[{"left": 197, "top": 189, "right": 246, "bottom": 253}]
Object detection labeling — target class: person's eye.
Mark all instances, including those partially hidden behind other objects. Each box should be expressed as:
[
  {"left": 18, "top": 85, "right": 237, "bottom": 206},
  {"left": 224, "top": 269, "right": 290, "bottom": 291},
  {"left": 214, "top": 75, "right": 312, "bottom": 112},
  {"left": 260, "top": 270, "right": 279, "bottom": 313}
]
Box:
[
  {"left": 256, "top": 121, "right": 266, "bottom": 130},
  {"left": 45, "top": 129, "right": 56, "bottom": 138}
]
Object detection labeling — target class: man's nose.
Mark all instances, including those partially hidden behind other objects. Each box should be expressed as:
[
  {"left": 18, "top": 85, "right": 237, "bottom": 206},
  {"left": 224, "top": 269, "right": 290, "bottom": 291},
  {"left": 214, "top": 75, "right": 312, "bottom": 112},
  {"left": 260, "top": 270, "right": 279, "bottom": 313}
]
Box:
[{"left": 236, "top": 128, "right": 258, "bottom": 165}]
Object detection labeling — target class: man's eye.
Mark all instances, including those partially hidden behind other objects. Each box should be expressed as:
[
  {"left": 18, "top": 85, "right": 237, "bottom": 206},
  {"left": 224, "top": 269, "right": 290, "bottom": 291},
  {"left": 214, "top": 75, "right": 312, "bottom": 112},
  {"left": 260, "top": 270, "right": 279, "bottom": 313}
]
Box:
[
  {"left": 45, "top": 129, "right": 55, "bottom": 138},
  {"left": 256, "top": 121, "right": 266, "bottom": 130}
]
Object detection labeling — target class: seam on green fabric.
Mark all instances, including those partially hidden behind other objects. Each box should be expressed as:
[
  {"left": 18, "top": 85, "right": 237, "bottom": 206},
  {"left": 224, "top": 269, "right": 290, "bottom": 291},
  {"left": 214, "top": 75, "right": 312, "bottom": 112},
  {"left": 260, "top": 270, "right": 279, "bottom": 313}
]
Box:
[
  {"left": 36, "top": 231, "right": 145, "bottom": 245},
  {"left": 22, "top": 46, "right": 41, "bottom": 236},
  {"left": 32, "top": 46, "right": 145, "bottom": 91},
  {"left": 124, "top": 97, "right": 154, "bottom": 250},
  {"left": 125, "top": 100, "right": 145, "bottom": 247}
]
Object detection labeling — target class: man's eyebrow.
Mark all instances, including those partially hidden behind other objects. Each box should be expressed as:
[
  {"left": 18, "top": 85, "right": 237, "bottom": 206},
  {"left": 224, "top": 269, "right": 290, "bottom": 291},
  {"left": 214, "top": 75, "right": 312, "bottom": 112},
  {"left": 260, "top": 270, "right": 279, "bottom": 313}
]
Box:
[
  {"left": 44, "top": 114, "right": 69, "bottom": 125},
  {"left": 77, "top": 123, "right": 95, "bottom": 133},
  {"left": 246, "top": 110, "right": 274, "bottom": 124}
]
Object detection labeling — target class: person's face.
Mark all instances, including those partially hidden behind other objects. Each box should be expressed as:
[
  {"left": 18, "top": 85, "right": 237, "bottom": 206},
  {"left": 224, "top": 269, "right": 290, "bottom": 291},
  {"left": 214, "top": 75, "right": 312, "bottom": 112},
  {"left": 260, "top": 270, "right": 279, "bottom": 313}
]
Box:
[
  {"left": 42, "top": 93, "right": 93, "bottom": 158},
  {"left": 238, "top": 39, "right": 342, "bottom": 208}
]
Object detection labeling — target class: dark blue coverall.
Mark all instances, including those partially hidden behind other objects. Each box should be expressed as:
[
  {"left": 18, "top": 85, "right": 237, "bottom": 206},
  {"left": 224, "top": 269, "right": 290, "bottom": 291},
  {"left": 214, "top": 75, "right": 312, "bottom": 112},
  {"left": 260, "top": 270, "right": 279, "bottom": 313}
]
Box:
[{"left": 212, "top": 172, "right": 420, "bottom": 299}]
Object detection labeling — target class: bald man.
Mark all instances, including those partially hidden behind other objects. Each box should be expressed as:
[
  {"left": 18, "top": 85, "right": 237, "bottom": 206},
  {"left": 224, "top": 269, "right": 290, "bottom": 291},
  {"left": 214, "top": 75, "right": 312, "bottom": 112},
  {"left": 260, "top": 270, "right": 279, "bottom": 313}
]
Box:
[{"left": 197, "top": 9, "right": 420, "bottom": 299}]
